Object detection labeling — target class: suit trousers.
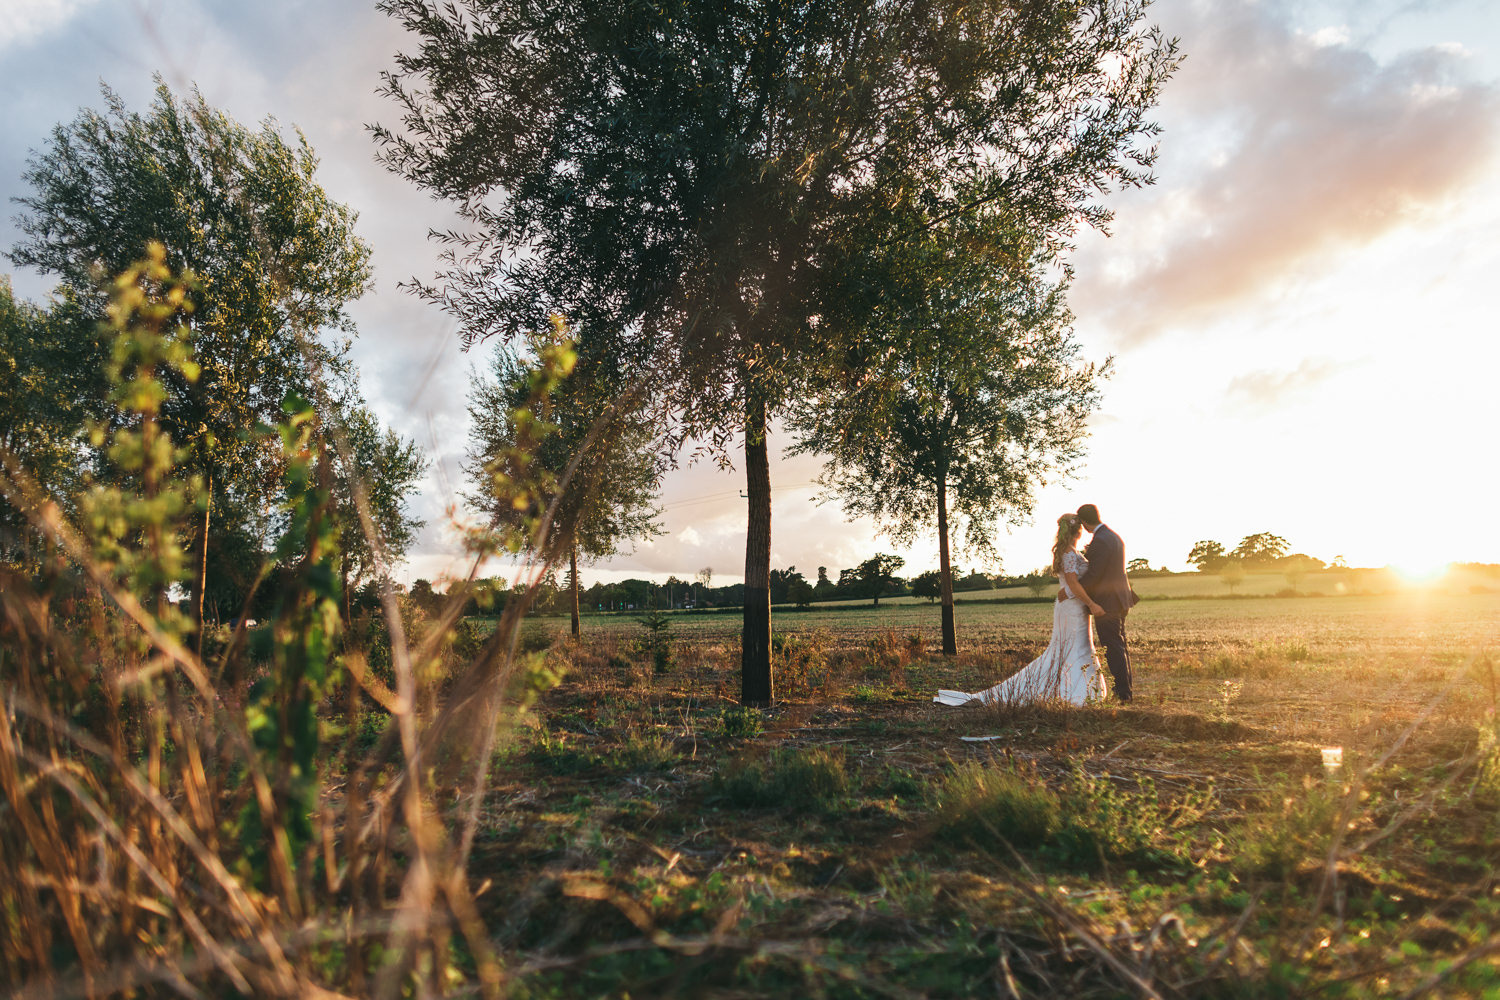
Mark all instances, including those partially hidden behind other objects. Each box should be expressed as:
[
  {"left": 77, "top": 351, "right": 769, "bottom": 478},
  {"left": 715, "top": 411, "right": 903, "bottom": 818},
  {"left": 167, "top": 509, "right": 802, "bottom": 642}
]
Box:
[{"left": 1094, "top": 612, "right": 1132, "bottom": 702}]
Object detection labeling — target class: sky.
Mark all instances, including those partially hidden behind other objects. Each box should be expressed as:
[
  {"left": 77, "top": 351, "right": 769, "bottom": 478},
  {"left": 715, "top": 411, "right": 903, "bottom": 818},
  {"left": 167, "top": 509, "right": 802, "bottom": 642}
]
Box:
[{"left": 1, "top": 0, "right": 1496, "bottom": 588}]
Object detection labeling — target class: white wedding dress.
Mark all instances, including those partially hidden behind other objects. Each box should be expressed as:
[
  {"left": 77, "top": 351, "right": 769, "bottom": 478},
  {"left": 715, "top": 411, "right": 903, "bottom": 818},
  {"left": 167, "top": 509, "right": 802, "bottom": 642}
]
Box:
[{"left": 934, "top": 550, "right": 1108, "bottom": 706}]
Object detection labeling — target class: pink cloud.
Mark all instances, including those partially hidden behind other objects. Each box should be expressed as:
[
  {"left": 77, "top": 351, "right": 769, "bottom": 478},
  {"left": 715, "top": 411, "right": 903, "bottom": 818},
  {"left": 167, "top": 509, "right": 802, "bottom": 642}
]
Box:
[{"left": 1075, "top": 0, "right": 1500, "bottom": 341}]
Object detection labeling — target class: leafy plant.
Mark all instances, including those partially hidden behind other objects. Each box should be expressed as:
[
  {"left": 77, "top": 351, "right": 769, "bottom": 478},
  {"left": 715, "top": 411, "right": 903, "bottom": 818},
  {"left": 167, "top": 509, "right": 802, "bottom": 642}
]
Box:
[
  {"left": 716, "top": 705, "right": 764, "bottom": 740},
  {"left": 713, "top": 747, "right": 849, "bottom": 813}
]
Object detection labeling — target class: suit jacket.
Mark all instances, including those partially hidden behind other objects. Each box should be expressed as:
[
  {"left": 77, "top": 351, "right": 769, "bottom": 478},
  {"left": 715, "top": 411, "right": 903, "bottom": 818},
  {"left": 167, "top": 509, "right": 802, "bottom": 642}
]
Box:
[{"left": 1077, "top": 524, "right": 1138, "bottom": 617}]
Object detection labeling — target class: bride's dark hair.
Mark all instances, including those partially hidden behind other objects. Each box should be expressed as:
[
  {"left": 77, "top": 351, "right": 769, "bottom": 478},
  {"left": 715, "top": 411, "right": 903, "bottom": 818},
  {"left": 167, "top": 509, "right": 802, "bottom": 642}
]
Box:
[{"left": 1052, "top": 514, "right": 1082, "bottom": 574}]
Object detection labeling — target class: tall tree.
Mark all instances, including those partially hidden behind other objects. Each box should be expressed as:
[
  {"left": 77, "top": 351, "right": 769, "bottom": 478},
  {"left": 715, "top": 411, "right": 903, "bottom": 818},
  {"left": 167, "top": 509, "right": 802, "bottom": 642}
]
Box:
[
  {"left": 0, "top": 280, "right": 98, "bottom": 562},
  {"left": 853, "top": 554, "right": 906, "bottom": 607},
  {"left": 375, "top": 0, "right": 1178, "bottom": 702},
  {"left": 465, "top": 327, "right": 662, "bottom": 636},
  {"left": 1187, "top": 540, "right": 1228, "bottom": 572},
  {"left": 794, "top": 238, "right": 1103, "bottom": 655},
  {"left": 9, "top": 80, "right": 372, "bottom": 638},
  {"left": 1232, "top": 533, "right": 1290, "bottom": 566}
]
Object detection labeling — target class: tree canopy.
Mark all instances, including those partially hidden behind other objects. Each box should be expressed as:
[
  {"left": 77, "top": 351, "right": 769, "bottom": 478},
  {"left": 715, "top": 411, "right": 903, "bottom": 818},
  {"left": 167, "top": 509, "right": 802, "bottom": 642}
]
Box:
[
  {"left": 8, "top": 81, "right": 422, "bottom": 622},
  {"left": 793, "top": 228, "right": 1103, "bottom": 653},
  {"left": 375, "top": 0, "right": 1178, "bottom": 701},
  {"left": 465, "top": 325, "right": 662, "bottom": 634}
]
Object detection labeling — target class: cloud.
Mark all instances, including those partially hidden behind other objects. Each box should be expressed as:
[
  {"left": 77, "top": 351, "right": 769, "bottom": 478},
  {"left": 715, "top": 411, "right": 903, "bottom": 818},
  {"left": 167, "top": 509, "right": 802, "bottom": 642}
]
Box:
[
  {"left": 1074, "top": 0, "right": 1500, "bottom": 341},
  {"left": 0, "top": 0, "right": 100, "bottom": 53},
  {"left": 1224, "top": 356, "right": 1342, "bottom": 407}
]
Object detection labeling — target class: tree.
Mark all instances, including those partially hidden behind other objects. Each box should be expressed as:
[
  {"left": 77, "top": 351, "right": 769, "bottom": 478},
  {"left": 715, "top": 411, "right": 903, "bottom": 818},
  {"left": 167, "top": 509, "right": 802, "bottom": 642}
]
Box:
[
  {"left": 1127, "top": 557, "right": 1152, "bottom": 574},
  {"left": 0, "top": 281, "right": 98, "bottom": 562},
  {"left": 696, "top": 566, "right": 713, "bottom": 606},
  {"left": 792, "top": 238, "right": 1102, "bottom": 656},
  {"left": 328, "top": 402, "right": 427, "bottom": 621},
  {"left": 1187, "top": 540, "right": 1228, "bottom": 572},
  {"left": 409, "top": 578, "right": 442, "bottom": 616},
  {"left": 911, "top": 570, "right": 942, "bottom": 604},
  {"left": 770, "top": 567, "right": 808, "bottom": 605},
  {"left": 1023, "top": 569, "right": 1052, "bottom": 599},
  {"left": 853, "top": 554, "right": 905, "bottom": 607},
  {"left": 787, "top": 577, "right": 815, "bottom": 609},
  {"left": 375, "top": 0, "right": 1179, "bottom": 704},
  {"left": 10, "top": 80, "right": 373, "bottom": 639},
  {"left": 465, "top": 327, "right": 661, "bottom": 636},
  {"left": 1232, "top": 533, "right": 1290, "bottom": 567},
  {"left": 1221, "top": 559, "right": 1246, "bottom": 594},
  {"left": 813, "top": 566, "right": 836, "bottom": 602}
]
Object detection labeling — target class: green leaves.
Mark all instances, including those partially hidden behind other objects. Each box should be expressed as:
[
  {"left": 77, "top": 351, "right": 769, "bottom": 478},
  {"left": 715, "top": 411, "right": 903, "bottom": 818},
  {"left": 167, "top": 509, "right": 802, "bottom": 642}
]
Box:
[{"left": 77, "top": 244, "right": 202, "bottom": 626}]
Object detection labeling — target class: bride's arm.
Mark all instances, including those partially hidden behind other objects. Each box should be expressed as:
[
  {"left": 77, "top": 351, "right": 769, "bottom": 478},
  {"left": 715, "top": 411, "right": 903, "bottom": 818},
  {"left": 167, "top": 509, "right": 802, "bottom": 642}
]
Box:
[{"left": 1063, "top": 571, "right": 1106, "bottom": 617}]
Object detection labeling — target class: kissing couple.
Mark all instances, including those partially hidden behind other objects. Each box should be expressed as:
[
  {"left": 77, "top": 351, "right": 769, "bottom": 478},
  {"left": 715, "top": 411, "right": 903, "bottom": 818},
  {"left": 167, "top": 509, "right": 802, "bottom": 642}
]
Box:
[{"left": 935, "top": 504, "right": 1138, "bottom": 707}]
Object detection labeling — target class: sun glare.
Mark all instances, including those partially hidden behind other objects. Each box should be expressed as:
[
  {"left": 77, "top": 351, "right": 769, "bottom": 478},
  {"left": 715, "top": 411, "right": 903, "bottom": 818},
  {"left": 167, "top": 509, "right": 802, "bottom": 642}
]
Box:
[{"left": 1389, "top": 558, "right": 1450, "bottom": 584}]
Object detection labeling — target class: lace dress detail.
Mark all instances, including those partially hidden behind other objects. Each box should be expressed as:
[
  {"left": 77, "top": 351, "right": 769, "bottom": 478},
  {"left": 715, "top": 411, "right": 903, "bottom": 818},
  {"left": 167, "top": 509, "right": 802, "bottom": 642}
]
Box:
[
  {"left": 934, "top": 547, "right": 1106, "bottom": 706},
  {"left": 1060, "top": 549, "right": 1088, "bottom": 599}
]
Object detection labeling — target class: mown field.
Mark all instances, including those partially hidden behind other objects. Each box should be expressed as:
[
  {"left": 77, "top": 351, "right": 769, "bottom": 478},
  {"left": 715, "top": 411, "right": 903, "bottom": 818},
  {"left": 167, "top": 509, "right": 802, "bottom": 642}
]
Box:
[{"left": 456, "top": 590, "right": 1500, "bottom": 997}]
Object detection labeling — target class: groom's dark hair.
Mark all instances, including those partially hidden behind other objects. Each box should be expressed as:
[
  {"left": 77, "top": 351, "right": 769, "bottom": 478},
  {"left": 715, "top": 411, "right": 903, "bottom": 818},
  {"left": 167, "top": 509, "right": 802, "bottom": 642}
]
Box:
[{"left": 1076, "top": 504, "right": 1101, "bottom": 527}]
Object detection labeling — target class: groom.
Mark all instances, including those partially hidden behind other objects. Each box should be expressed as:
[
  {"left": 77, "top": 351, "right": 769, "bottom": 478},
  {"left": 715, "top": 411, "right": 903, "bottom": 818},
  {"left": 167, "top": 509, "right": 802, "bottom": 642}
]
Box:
[{"left": 1075, "top": 504, "right": 1137, "bottom": 702}]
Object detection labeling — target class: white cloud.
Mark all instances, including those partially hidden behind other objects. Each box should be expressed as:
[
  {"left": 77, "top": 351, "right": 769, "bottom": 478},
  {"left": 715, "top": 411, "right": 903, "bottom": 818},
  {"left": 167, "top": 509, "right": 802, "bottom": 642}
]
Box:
[{"left": 0, "top": 0, "right": 100, "bottom": 53}]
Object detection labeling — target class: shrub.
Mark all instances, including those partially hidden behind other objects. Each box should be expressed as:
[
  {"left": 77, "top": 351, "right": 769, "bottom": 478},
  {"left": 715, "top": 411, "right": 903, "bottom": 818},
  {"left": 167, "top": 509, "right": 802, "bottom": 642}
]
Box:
[
  {"left": 713, "top": 747, "right": 850, "bottom": 812},
  {"left": 933, "top": 761, "right": 1059, "bottom": 849},
  {"left": 615, "top": 731, "right": 677, "bottom": 772},
  {"left": 1050, "top": 767, "right": 1211, "bottom": 868},
  {"left": 775, "top": 629, "right": 833, "bottom": 696},
  {"left": 934, "top": 761, "right": 1213, "bottom": 868},
  {"left": 1233, "top": 781, "right": 1340, "bottom": 879},
  {"left": 716, "top": 705, "right": 764, "bottom": 739}
]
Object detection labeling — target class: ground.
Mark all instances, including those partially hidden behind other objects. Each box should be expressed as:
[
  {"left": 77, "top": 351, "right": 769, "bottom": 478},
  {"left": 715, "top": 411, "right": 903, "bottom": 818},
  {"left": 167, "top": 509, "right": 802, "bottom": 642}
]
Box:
[{"left": 446, "top": 588, "right": 1500, "bottom": 997}]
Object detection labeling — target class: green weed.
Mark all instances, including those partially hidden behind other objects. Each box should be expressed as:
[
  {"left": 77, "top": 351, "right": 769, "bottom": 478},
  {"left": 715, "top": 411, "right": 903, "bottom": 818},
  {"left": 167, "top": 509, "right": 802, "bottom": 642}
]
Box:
[
  {"left": 933, "top": 761, "right": 1058, "bottom": 848},
  {"left": 715, "top": 705, "right": 764, "bottom": 739},
  {"left": 712, "top": 747, "right": 850, "bottom": 812}
]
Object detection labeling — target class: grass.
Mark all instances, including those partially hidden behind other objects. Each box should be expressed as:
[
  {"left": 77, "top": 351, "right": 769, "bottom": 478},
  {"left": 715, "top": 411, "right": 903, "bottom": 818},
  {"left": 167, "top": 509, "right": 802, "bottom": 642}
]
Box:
[{"left": 461, "top": 589, "right": 1500, "bottom": 996}]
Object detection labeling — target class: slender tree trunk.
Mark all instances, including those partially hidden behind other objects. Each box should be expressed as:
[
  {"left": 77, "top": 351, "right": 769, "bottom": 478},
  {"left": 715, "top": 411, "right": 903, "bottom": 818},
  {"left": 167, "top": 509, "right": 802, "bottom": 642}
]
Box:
[
  {"left": 741, "top": 396, "right": 772, "bottom": 706},
  {"left": 937, "top": 479, "right": 957, "bottom": 656},
  {"left": 193, "top": 469, "right": 212, "bottom": 656},
  {"left": 569, "top": 542, "right": 580, "bottom": 637}
]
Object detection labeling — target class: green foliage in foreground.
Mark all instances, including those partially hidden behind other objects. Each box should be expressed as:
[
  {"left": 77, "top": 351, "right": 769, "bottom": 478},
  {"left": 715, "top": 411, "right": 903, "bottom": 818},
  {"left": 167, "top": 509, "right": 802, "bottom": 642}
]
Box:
[{"left": 933, "top": 759, "right": 1214, "bottom": 869}]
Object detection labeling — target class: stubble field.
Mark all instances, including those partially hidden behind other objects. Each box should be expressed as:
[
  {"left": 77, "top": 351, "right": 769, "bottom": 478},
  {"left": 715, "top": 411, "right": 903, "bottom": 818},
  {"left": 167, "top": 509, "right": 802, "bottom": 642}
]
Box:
[{"left": 463, "top": 589, "right": 1500, "bottom": 997}]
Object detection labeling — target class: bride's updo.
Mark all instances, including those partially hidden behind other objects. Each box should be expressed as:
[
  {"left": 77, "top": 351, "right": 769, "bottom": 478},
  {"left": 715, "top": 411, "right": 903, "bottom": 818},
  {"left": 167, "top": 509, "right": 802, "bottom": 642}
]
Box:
[{"left": 1051, "top": 514, "right": 1082, "bottom": 574}]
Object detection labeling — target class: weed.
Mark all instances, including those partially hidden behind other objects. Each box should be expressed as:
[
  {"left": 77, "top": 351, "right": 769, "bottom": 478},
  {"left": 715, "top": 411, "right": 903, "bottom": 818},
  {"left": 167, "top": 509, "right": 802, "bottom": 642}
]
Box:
[
  {"left": 716, "top": 705, "right": 764, "bottom": 739},
  {"left": 636, "top": 610, "right": 673, "bottom": 674},
  {"left": 615, "top": 731, "right": 677, "bottom": 772},
  {"left": 713, "top": 747, "right": 850, "bottom": 812},
  {"left": 1209, "top": 679, "right": 1243, "bottom": 723},
  {"left": 933, "top": 760, "right": 1212, "bottom": 868},
  {"left": 528, "top": 732, "right": 604, "bottom": 776},
  {"left": 1050, "top": 766, "right": 1212, "bottom": 869},
  {"left": 1233, "top": 779, "right": 1340, "bottom": 879},
  {"left": 876, "top": 765, "right": 925, "bottom": 801},
  {"left": 850, "top": 683, "right": 884, "bottom": 704},
  {"left": 933, "top": 760, "right": 1059, "bottom": 848},
  {"left": 773, "top": 629, "right": 833, "bottom": 696}
]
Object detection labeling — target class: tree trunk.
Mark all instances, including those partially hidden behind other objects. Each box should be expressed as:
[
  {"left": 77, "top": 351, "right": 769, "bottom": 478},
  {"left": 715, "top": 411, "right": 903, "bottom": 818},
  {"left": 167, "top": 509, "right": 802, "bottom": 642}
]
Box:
[
  {"left": 193, "top": 470, "right": 212, "bottom": 656},
  {"left": 569, "top": 543, "right": 581, "bottom": 637},
  {"left": 741, "top": 396, "right": 773, "bottom": 706},
  {"left": 937, "top": 479, "right": 957, "bottom": 656}
]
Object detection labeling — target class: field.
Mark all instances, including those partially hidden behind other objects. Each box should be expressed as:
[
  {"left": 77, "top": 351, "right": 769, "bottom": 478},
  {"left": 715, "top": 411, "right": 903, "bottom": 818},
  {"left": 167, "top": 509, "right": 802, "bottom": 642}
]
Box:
[{"left": 463, "top": 589, "right": 1500, "bottom": 997}]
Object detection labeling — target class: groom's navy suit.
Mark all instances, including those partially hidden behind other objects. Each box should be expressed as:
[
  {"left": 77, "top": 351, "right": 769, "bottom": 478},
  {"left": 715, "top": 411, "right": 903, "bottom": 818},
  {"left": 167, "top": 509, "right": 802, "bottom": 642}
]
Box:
[{"left": 1078, "top": 524, "right": 1136, "bottom": 702}]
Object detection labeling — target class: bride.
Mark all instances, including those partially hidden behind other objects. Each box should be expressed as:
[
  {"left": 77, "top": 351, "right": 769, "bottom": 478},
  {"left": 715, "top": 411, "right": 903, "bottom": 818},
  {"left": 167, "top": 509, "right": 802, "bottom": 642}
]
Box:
[{"left": 934, "top": 514, "right": 1109, "bottom": 706}]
